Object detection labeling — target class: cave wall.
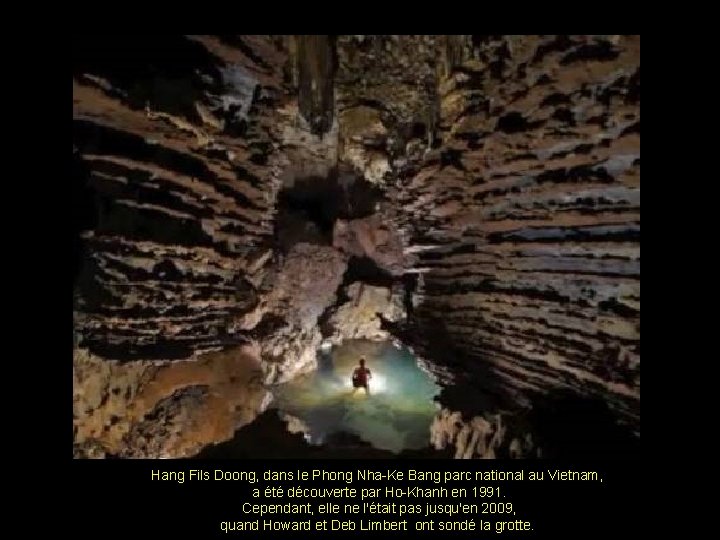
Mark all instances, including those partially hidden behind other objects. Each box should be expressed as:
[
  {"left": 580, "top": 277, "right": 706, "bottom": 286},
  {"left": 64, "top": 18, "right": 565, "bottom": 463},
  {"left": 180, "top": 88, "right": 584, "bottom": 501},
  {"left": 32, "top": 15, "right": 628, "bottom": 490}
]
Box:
[
  {"left": 235, "top": 242, "right": 348, "bottom": 383},
  {"left": 329, "top": 35, "right": 640, "bottom": 453},
  {"left": 399, "top": 35, "right": 640, "bottom": 433},
  {"left": 73, "top": 35, "right": 288, "bottom": 361},
  {"left": 72, "top": 35, "right": 333, "bottom": 456},
  {"left": 430, "top": 407, "right": 539, "bottom": 459}
]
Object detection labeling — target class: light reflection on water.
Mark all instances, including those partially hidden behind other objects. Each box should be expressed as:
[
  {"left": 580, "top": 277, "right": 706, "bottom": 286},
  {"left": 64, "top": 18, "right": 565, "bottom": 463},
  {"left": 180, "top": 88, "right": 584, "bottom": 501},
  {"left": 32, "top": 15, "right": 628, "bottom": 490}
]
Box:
[{"left": 270, "top": 340, "right": 441, "bottom": 453}]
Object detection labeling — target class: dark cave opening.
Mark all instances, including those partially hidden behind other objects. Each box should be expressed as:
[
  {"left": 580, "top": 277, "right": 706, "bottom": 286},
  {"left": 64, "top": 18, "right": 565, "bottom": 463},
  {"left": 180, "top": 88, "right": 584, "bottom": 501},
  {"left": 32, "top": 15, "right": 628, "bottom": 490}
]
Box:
[
  {"left": 337, "top": 172, "right": 385, "bottom": 219},
  {"left": 275, "top": 175, "right": 342, "bottom": 251},
  {"left": 274, "top": 171, "right": 385, "bottom": 253},
  {"left": 342, "top": 256, "right": 395, "bottom": 288}
]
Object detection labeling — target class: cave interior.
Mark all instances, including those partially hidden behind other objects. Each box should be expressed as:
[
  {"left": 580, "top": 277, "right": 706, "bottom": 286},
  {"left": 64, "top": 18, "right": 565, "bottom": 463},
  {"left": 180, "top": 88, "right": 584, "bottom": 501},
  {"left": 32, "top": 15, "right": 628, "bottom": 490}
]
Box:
[{"left": 72, "top": 34, "right": 640, "bottom": 459}]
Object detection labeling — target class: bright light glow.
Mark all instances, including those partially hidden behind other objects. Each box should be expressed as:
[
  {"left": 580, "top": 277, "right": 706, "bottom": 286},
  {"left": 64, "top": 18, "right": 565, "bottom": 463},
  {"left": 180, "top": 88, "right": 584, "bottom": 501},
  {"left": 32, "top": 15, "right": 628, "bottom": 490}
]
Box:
[
  {"left": 370, "top": 372, "right": 387, "bottom": 393},
  {"left": 346, "top": 371, "right": 388, "bottom": 394},
  {"left": 272, "top": 340, "right": 442, "bottom": 452}
]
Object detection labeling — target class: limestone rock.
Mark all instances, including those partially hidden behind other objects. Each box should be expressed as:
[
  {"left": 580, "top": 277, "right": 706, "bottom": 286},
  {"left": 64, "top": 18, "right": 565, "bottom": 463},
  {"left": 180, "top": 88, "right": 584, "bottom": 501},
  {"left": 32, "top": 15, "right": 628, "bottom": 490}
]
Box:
[
  {"left": 73, "top": 35, "right": 288, "bottom": 362},
  {"left": 394, "top": 35, "right": 640, "bottom": 431},
  {"left": 333, "top": 210, "right": 406, "bottom": 275},
  {"left": 73, "top": 345, "right": 270, "bottom": 458},
  {"left": 327, "top": 282, "right": 406, "bottom": 344},
  {"left": 430, "top": 408, "right": 540, "bottom": 459},
  {"left": 237, "top": 243, "right": 347, "bottom": 383}
]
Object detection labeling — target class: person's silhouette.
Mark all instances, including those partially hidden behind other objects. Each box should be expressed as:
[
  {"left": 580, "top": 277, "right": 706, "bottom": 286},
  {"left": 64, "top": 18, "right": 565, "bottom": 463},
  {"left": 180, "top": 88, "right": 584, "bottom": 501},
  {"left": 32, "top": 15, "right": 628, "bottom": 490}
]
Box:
[{"left": 352, "top": 357, "right": 372, "bottom": 395}]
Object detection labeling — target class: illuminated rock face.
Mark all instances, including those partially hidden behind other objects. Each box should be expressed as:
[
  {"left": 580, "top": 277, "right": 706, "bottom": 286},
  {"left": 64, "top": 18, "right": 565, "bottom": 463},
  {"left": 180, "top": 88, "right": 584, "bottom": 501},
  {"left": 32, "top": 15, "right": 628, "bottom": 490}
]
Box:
[
  {"left": 430, "top": 408, "right": 539, "bottom": 459},
  {"left": 73, "top": 345, "right": 270, "bottom": 458},
  {"left": 237, "top": 242, "right": 348, "bottom": 384},
  {"left": 324, "top": 282, "right": 406, "bottom": 345},
  {"left": 73, "top": 35, "right": 640, "bottom": 458}
]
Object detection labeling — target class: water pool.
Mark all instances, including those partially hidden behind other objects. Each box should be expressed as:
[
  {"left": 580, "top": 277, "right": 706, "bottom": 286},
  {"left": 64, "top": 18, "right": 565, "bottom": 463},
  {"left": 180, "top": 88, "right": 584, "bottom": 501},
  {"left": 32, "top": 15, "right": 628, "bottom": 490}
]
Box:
[{"left": 270, "top": 339, "right": 441, "bottom": 453}]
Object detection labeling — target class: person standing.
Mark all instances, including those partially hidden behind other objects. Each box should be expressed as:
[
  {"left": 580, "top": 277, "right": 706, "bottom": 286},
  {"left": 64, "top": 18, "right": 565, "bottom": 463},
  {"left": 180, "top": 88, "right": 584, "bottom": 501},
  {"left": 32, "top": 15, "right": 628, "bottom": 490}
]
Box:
[{"left": 352, "top": 357, "right": 372, "bottom": 395}]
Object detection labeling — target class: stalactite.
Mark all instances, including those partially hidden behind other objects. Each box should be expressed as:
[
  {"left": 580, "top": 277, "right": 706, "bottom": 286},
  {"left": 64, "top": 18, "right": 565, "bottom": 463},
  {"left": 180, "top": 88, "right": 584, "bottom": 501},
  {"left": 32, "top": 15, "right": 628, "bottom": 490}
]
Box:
[{"left": 295, "top": 35, "right": 335, "bottom": 136}]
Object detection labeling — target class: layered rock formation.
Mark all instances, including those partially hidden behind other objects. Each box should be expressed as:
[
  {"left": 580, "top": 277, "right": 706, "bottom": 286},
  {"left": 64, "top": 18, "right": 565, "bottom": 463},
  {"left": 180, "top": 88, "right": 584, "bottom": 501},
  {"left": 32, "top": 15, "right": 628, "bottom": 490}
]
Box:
[
  {"left": 73, "top": 35, "right": 640, "bottom": 458},
  {"left": 73, "top": 345, "right": 270, "bottom": 458},
  {"left": 404, "top": 36, "right": 640, "bottom": 436},
  {"left": 73, "top": 35, "right": 288, "bottom": 361},
  {"left": 73, "top": 35, "right": 302, "bottom": 456}
]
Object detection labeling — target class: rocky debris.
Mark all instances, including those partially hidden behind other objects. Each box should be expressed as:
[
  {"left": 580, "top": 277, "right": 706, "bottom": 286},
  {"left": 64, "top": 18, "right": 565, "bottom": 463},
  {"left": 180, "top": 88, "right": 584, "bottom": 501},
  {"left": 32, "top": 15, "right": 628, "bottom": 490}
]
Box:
[
  {"left": 236, "top": 243, "right": 347, "bottom": 383},
  {"left": 326, "top": 282, "right": 406, "bottom": 344},
  {"left": 342, "top": 140, "right": 391, "bottom": 186},
  {"left": 73, "top": 345, "right": 269, "bottom": 457},
  {"left": 430, "top": 408, "right": 540, "bottom": 459},
  {"left": 121, "top": 385, "right": 211, "bottom": 458},
  {"left": 333, "top": 209, "right": 406, "bottom": 275},
  {"left": 73, "top": 438, "right": 109, "bottom": 459},
  {"left": 73, "top": 347, "right": 159, "bottom": 452},
  {"left": 279, "top": 412, "right": 311, "bottom": 437}
]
